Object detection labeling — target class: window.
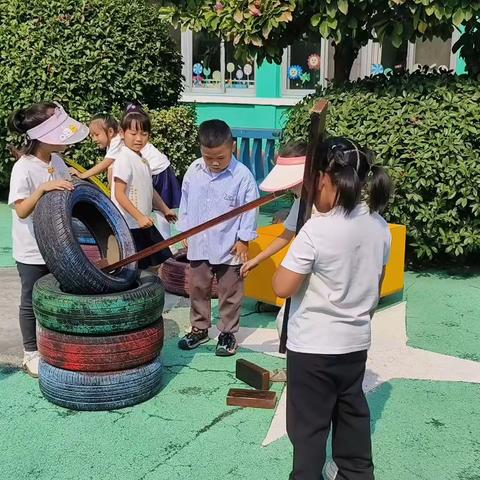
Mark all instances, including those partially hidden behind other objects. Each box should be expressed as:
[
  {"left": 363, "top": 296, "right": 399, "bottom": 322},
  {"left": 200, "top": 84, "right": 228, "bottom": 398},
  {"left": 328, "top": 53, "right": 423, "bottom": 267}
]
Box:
[
  {"left": 181, "top": 31, "right": 255, "bottom": 95},
  {"left": 284, "top": 39, "right": 323, "bottom": 92},
  {"left": 376, "top": 35, "right": 457, "bottom": 73}
]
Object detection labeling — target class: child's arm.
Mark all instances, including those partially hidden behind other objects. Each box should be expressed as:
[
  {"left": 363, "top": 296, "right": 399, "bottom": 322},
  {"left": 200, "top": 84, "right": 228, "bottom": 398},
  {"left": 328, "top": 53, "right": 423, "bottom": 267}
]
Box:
[
  {"left": 114, "top": 178, "right": 153, "bottom": 229},
  {"left": 240, "top": 229, "right": 295, "bottom": 278},
  {"left": 232, "top": 177, "right": 259, "bottom": 262},
  {"left": 152, "top": 190, "right": 177, "bottom": 223},
  {"left": 14, "top": 180, "right": 74, "bottom": 219},
  {"left": 71, "top": 158, "right": 114, "bottom": 180},
  {"left": 272, "top": 229, "right": 315, "bottom": 298}
]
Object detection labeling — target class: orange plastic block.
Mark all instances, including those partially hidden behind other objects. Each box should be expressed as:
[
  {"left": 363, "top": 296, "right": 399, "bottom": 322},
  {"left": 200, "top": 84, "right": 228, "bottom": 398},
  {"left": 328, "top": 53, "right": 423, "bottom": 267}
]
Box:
[{"left": 244, "top": 223, "right": 406, "bottom": 306}]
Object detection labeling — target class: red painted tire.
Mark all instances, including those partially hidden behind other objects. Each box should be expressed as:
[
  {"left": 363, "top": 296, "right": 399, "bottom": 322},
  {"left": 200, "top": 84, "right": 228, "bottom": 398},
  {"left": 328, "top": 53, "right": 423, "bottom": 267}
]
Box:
[
  {"left": 159, "top": 250, "right": 218, "bottom": 298},
  {"left": 38, "top": 319, "right": 164, "bottom": 372}
]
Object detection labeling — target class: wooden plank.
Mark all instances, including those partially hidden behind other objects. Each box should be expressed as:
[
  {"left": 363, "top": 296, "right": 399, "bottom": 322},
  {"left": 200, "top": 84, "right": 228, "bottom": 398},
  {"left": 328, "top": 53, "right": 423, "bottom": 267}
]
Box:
[
  {"left": 279, "top": 99, "right": 329, "bottom": 354},
  {"left": 235, "top": 359, "right": 271, "bottom": 390},
  {"left": 226, "top": 388, "right": 277, "bottom": 409},
  {"left": 101, "top": 190, "right": 287, "bottom": 272}
]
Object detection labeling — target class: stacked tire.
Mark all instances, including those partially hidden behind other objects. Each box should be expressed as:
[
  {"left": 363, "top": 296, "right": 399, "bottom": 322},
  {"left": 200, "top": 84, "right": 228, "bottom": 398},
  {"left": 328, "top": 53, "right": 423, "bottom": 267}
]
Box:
[{"left": 32, "top": 181, "right": 166, "bottom": 411}]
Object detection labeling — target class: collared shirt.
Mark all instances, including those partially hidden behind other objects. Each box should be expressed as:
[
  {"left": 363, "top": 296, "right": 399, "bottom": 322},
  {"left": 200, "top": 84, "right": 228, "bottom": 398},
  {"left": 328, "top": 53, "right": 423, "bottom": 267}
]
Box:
[{"left": 178, "top": 156, "right": 259, "bottom": 264}]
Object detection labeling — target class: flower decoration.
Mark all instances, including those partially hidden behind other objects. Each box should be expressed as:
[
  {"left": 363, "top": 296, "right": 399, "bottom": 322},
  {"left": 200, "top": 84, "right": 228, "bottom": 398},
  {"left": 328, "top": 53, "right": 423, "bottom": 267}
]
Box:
[
  {"left": 215, "top": 2, "right": 224, "bottom": 12},
  {"left": 307, "top": 54, "right": 321, "bottom": 71},
  {"left": 203, "top": 67, "right": 211, "bottom": 77},
  {"left": 300, "top": 72, "right": 311, "bottom": 84},
  {"left": 288, "top": 65, "right": 303, "bottom": 80},
  {"left": 193, "top": 63, "right": 203, "bottom": 75},
  {"left": 226, "top": 62, "right": 235, "bottom": 73},
  {"left": 371, "top": 64, "right": 384, "bottom": 76},
  {"left": 243, "top": 64, "right": 253, "bottom": 76},
  {"left": 236, "top": 69, "right": 244, "bottom": 80}
]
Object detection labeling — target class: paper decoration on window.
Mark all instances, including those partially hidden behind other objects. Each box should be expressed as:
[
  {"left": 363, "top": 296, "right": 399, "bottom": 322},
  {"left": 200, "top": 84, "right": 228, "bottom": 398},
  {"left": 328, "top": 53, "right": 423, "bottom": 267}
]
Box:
[
  {"left": 371, "top": 64, "right": 384, "bottom": 75},
  {"left": 307, "top": 54, "right": 321, "bottom": 71},
  {"left": 203, "top": 67, "right": 211, "bottom": 77},
  {"left": 193, "top": 63, "right": 203, "bottom": 75},
  {"left": 288, "top": 65, "right": 302, "bottom": 80},
  {"left": 236, "top": 69, "right": 244, "bottom": 80},
  {"left": 226, "top": 62, "right": 235, "bottom": 73},
  {"left": 300, "top": 72, "right": 311, "bottom": 84},
  {"left": 212, "top": 70, "right": 222, "bottom": 82},
  {"left": 243, "top": 64, "right": 253, "bottom": 76}
]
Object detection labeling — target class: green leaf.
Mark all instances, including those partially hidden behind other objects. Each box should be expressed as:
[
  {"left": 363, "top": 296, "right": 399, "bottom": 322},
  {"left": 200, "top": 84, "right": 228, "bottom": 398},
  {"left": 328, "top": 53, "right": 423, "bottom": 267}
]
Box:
[
  {"left": 338, "top": 0, "right": 348, "bottom": 15},
  {"left": 311, "top": 13, "right": 321, "bottom": 27}
]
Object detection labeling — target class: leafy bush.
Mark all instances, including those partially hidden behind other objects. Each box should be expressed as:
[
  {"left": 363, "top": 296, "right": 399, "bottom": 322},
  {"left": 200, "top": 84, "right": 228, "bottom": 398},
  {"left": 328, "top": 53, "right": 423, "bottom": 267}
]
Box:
[
  {"left": 69, "top": 105, "right": 199, "bottom": 180},
  {"left": 283, "top": 71, "right": 480, "bottom": 263},
  {"left": 0, "top": 0, "right": 183, "bottom": 192}
]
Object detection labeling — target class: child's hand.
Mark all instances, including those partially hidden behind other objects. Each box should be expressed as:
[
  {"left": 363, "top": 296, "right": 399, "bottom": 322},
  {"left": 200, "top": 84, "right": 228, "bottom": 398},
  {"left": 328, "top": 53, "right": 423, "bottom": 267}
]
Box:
[
  {"left": 40, "top": 180, "right": 74, "bottom": 193},
  {"left": 69, "top": 167, "right": 82, "bottom": 178},
  {"left": 240, "top": 258, "right": 259, "bottom": 278},
  {"left": 230, "top": 240, "right": 249, "bottom": 264},
  {"left": 138, "top": 215, "right": 154, "bottom": 229},
  {"left": 164, "top": 209, "right": 178, "bottom": 223}
]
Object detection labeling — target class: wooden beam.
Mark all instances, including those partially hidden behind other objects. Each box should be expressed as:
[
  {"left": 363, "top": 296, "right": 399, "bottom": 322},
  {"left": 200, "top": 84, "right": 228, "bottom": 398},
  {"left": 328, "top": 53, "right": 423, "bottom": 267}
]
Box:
[
  {"left": 279, "top": 99, "right": 329, "bottom": 354},
  {"left": 102, "top": 190, "right": 287, "bottom": 272}
]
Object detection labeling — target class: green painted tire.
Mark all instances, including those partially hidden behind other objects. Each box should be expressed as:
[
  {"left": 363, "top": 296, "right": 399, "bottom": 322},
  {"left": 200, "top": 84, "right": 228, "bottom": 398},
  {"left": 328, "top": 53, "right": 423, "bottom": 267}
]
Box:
[{"left": 33, "top": 271, "right": 164, "bottom": 335}]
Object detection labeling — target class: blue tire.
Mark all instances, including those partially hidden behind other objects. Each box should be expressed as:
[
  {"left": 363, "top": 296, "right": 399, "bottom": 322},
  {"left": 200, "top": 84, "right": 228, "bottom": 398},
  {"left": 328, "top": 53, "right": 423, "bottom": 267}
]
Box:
[
  {"left": 33, "top": 180, "right": 138, "bottom": 295},
  {"left": 39, "top": 356, "right": 163, "bottom": 411}
]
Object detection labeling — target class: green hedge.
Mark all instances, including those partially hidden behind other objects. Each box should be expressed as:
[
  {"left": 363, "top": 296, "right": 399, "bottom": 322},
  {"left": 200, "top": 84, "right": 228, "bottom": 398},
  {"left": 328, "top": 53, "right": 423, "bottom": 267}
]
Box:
[
  {"left": 283, "top": 72, "right": 480, "bottom": 263},
  {"left": 0, "top": 0, "right": 183, "bottom": 192},
  {"left": 70, "top": 105, "right": 199, "bottom": 179}
]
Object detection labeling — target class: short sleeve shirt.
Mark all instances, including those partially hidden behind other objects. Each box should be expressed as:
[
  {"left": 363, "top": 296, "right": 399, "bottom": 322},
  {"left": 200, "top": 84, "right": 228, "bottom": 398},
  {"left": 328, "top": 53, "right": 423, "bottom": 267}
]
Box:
[
  {"left": 282, "top": 203, "right": 391, "bottom": 354},
  {"left": 8, "top": 154, "right": 71, "bottom": 264},
  {"left": 111, "top": 146, "right": 154, "bottom": 228}
]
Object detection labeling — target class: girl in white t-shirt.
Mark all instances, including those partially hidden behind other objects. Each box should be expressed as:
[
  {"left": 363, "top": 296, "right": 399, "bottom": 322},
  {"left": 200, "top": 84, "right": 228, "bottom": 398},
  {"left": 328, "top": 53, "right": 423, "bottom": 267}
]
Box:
[
  {"left": 273, "top": 137, "right": 392, "bottom": 480},
  {"left": 111, "top": 105, "right": 176, "bottom": 270},
  {"left": 72, "top": 110, "right": 181, "bottom": 238},
  {"left": 8, "top": 101, "right": 89, "bottom": 377}
]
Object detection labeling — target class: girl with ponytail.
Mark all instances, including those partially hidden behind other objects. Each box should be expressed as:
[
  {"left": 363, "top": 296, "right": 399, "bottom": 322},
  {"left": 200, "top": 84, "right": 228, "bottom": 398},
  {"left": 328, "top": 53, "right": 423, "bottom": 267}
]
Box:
[
  {"left": 272, "top": 137, "right": 392, "bottom": 480},
  {"left": 7, "top": 102, "right": 89, "bottom": 377}
]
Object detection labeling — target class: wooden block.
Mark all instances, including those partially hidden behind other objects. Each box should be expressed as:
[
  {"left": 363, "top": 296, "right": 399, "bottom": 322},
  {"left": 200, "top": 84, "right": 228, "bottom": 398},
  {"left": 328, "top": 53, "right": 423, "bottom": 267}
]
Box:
[
  {"left": 226, "top": 388, "right": 277, "bottom": 409},
  {"left": 235, "top": 359, "right": 271, "bottom": 390}
]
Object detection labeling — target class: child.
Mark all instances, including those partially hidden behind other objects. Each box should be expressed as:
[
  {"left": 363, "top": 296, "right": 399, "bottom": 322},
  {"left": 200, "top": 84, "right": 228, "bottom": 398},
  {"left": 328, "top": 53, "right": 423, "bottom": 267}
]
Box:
[
  {"left": 75, "top": 109, "right": 181, "bottom": 238},
  {"left": 240, "top": 141, "right": 308, "bottom": 278},
  {"left": 273, "top": 137, "right": 392, "bottom": 480},
  {"left": 111, "top": 105, "right": 176, "bottom": 270},
  {"left": 8, "top": 101, "right": 89, "bottom": 377},
  {"left": 177, "top": 120, "right": 259, "bottom": 356}
]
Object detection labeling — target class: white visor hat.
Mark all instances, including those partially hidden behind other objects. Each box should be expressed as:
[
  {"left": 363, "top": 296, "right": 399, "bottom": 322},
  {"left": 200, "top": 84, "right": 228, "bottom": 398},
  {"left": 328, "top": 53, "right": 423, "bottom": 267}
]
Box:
[
  {"left": 259, "top": 155, "right": 306, "bottom": 192},
  {"left": 26, "top": 102, "right": 89, "bottom": 145}
]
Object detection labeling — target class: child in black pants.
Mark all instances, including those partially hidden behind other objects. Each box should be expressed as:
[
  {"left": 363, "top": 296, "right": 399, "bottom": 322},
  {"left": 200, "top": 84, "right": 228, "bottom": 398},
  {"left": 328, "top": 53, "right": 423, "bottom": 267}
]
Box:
[{"left": 273, "top": 137, "right": 392, "bottom": 480}]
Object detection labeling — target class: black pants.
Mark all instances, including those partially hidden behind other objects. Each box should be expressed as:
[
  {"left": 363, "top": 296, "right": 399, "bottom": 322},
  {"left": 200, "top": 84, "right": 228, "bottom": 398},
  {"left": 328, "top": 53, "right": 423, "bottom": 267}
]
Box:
[
  {"left": 287, "top": 349, "right": 373, "bottom": 480},
  {"left": 16, "top": 262, "right": 50, "bottom": 351}
]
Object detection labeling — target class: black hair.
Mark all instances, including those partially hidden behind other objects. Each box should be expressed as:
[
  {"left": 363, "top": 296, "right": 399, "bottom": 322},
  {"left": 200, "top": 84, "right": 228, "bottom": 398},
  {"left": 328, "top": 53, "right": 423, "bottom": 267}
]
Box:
[
  {"left": 120, "top": 102, "right": 151, "bottom": 134},
  {"left": 278, "top": 140, "right": 307, "bottom": 158},
  {"left": 7, "top": 102, "right": 57, "bottom": 159},
  {"left": 198, "top": 120, "right": 233, "bottom": 148},
  {"left": 90, "top": 113, "right": 119, "bottom": 134},
  {"left": 314, "top": 137, "right": 392, "bottom": 214}
]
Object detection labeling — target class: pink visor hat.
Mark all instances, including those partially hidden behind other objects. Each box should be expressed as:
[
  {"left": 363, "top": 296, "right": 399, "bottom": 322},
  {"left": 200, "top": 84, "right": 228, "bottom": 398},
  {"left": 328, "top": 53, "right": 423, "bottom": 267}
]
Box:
[
  {"left": 259, "top": 155, "right": 306, "bottom": 192},
  {"left": 26, "top": 102, "right": 89, "bottom": 145}
]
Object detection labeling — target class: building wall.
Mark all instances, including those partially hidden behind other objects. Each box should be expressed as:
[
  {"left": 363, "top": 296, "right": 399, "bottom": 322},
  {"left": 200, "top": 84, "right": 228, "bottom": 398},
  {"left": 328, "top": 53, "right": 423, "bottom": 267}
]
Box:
[{"left": 182, "top": 37, "right": 467, "bottom": 131}]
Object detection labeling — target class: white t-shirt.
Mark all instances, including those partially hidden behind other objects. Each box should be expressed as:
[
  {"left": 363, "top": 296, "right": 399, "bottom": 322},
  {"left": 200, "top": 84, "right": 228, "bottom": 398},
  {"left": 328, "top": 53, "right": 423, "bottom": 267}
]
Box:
[
  {"left": 282, "top": 203, "right": 391, "bottom": 355},
  {"left": 106, "top": 135, "right": 170, "bottom": 175},
  {"left": 284, "top": 197, "right": 318, "bottom": 232},
  {"left": 8, "top": 154, "right": 71, "bottom": 264},
  {"left": 111, "top": 145, "right": 154, "bottom": 229}
]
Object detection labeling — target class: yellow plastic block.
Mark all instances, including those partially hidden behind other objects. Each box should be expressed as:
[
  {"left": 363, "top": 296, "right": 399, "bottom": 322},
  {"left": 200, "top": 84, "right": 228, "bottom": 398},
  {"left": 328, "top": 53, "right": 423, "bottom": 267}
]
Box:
[{"left": 244, "top": 223, "right": 406, "bottom": 306}]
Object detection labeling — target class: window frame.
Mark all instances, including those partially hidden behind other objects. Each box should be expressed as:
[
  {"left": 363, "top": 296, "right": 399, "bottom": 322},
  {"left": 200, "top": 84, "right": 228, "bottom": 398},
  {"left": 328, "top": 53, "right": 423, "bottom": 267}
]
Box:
[{"left": 181, "top": 30, "right": 256, "bottom": 97}]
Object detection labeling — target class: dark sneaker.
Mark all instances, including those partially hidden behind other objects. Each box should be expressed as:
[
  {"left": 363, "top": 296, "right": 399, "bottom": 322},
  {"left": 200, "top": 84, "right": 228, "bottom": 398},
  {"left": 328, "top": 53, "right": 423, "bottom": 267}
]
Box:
[
  {"left": 215, "top": 332, "right": 238, "bottom": 357},
  {"left": 178, "top": 327, "right": 209, "bottom": 350}
]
